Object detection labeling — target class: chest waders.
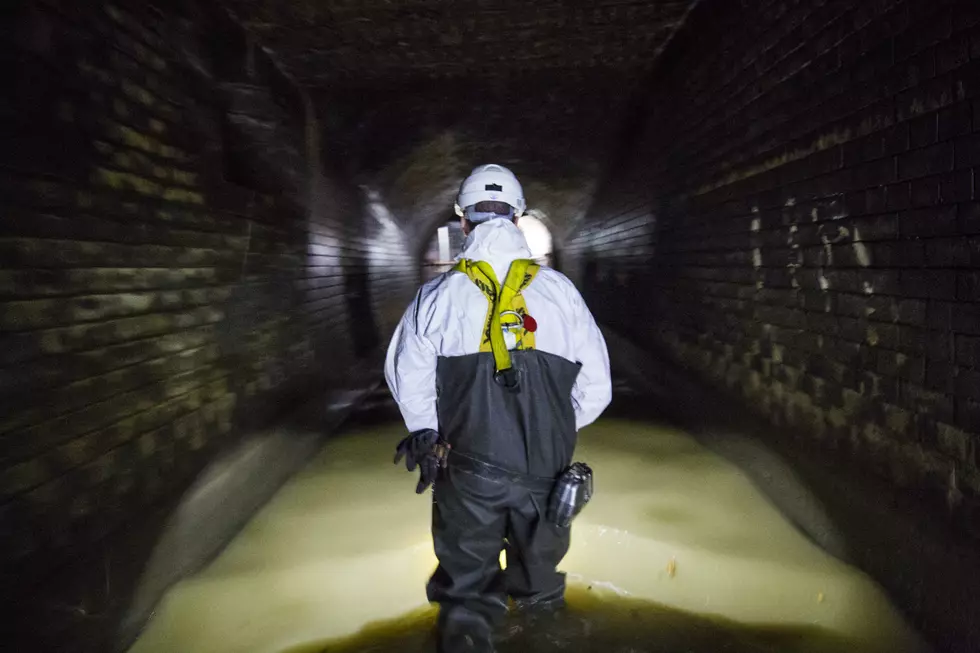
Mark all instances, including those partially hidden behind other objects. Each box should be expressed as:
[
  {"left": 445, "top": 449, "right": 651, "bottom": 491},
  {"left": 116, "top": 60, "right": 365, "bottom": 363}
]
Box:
[
  {"left": 453, "top": 258, "right": 594, "bottom": 527},
  {"left": 427, "top": 258, "right": 593, "bottom": 651}
]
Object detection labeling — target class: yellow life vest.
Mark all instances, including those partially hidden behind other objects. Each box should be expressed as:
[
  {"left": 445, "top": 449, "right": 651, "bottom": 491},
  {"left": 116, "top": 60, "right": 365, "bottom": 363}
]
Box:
[{"left": 453, "top": 258, "right": 540, "bottom": 379}]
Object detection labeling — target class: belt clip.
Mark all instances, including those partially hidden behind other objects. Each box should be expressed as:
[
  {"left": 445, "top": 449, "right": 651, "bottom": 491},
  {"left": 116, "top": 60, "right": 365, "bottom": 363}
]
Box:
[
  {"left": 493, "top": 367, "right": 521, "bottom": 393},
  {"left": 499, "top": 310, "right": 524, "bottom": 331}
]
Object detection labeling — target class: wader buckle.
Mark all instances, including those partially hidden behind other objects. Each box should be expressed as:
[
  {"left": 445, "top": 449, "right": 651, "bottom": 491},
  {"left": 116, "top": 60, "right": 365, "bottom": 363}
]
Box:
[{"left": 493, "top": 367, "right": 521, "bottom": 392}]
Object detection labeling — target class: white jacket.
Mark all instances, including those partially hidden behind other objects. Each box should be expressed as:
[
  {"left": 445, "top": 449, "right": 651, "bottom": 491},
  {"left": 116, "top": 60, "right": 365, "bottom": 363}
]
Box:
[{"left": 385, "top": 219, "right": 611, "bottom": 474}]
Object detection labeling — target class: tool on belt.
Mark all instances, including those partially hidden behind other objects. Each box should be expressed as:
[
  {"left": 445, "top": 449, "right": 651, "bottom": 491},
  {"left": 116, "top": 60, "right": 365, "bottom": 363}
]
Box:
[
  {"left": 447, "top": 450, "right": 594, "bottom": 526},
  {"left": 547, "top": 462, "right": 594, "bottom": 528}
]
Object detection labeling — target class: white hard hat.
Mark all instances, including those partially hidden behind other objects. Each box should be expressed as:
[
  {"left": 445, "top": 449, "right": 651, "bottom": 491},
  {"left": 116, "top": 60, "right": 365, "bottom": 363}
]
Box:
[{"left": 454, "top": 164, "right": 526, "bottom": 218}]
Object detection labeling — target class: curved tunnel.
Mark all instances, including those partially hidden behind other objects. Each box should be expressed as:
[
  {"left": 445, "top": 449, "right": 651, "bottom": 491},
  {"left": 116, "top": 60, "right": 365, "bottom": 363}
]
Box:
[{"left": 2, "top": 1, "right": 980, "bottom": 652}]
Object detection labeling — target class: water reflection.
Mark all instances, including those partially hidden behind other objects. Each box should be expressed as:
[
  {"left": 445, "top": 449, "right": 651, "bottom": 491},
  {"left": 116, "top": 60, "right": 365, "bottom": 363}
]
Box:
[{"left": 299, "top": 587, "right": 884, "bottom": 653}]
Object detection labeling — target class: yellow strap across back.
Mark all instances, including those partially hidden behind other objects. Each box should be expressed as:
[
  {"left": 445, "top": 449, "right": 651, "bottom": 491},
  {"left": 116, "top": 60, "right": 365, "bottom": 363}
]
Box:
[{"left": 453, "top": 258, "right": 540, "bottom": 375}]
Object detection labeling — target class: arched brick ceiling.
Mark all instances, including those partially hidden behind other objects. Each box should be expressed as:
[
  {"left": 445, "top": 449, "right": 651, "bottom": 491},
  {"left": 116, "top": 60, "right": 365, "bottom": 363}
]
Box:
[
  {"left": 224, "top": 0, "right": 695, "bottom": 85},
  {"left": 223, "top": 0, "right": 699, "bottom": 247}
]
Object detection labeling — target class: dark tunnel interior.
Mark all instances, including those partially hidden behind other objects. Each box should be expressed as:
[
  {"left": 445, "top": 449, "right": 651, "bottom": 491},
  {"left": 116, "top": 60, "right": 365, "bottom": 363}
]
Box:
[{"left": 2, "top": 1, "right": 980, "bottom": 652}]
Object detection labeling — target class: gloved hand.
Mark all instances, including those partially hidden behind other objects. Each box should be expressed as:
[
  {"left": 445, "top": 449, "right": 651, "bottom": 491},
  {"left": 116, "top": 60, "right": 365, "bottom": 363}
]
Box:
[{"left": 394, "top": 429, "right": 451, "bottom": 494}]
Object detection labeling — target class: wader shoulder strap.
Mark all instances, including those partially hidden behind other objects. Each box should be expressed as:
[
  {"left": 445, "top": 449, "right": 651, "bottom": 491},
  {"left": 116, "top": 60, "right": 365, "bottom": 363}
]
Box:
[{"left": 453, "top": 259, "right": 540, "bottom": 376}]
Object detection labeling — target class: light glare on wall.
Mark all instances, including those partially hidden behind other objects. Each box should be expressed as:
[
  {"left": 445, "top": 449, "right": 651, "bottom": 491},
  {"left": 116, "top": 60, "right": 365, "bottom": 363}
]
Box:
[
  {"left": 518, "top": 214, "right": 552, "bottom": 260},
  {"left": 437, "top": 225, "right": 451, "bottom": 262}
]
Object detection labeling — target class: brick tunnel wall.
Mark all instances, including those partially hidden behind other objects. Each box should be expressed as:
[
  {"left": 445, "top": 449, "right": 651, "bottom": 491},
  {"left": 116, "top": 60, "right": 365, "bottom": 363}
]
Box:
[
  {"left": 0, "top": 0, "right": 415, "bottom": 574},
  {"left": 568, "top": 0, "right": 980, "bottom": 530}
]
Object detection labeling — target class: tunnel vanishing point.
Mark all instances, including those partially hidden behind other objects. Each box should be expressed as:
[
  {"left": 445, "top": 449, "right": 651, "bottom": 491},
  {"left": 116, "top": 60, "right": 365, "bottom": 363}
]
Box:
[{"left": 2, "top": 0, "right": 980, "bottom": 652}]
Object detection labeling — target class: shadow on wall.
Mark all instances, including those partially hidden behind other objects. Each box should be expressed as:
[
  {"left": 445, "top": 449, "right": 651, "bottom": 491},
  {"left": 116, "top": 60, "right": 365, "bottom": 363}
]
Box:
[
  {"left": 580, "top": 257, "right": 662, "bottom": 339},
  {"left": 344, "top": 252, "right": 381, "bottom": 359}
]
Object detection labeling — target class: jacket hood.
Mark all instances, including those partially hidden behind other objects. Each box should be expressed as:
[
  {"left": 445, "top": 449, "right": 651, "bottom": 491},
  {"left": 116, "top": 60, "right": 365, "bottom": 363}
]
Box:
[{"left": 457, "top": 218, "right": 532, "bottom": 281}]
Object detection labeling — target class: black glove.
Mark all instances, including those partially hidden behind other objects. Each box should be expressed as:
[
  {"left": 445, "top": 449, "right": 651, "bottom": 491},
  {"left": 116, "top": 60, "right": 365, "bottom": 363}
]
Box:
[{"left": 394, "top": 429, "right": 451, "bottom": 494}]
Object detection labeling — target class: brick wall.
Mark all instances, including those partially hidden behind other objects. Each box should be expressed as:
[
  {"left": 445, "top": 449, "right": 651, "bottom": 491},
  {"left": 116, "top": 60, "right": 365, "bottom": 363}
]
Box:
[
  {"left": 221, "top": 0, "right": 694, "bottom": 84},
  {"left": 568, "top": 0, "right": 980, "bottom": 531},
  {"left": 0, "top": 0, "right": 414, "bottom": 572}
]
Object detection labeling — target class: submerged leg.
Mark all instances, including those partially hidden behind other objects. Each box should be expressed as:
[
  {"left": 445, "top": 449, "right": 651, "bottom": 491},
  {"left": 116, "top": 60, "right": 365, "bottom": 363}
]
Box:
[
  {"left": 504, "top": 487, "right": 571, "bottom": 613},
  {"left": 427, "top": 467, "right": 510, "bottom": 652}
]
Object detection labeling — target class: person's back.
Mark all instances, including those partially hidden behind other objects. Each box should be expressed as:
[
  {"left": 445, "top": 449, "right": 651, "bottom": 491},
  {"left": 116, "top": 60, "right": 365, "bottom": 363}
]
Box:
[{"left": 385, "top": 164, "right": 612, "bottom": 653}]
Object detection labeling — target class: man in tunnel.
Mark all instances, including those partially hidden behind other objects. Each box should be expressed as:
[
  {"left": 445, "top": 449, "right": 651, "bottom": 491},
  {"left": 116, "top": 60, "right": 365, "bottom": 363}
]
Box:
[{"left": 385, "top": 164, "right": 612, "bottom": 652}]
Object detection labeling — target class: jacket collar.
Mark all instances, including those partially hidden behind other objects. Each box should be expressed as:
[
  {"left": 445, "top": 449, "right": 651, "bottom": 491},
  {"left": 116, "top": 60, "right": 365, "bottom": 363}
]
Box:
[{"left": 457, "top": 219, "right": 532, "bottom": 281}]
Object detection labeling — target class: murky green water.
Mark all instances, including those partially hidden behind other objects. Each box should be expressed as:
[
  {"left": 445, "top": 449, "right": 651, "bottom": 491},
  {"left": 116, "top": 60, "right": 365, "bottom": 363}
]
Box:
[
  {"left": 302, "top": 587, "right": 876, "bottom": 653},
  {"left": 128, "top": 417, "right": 927, "bottom": 653}
]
